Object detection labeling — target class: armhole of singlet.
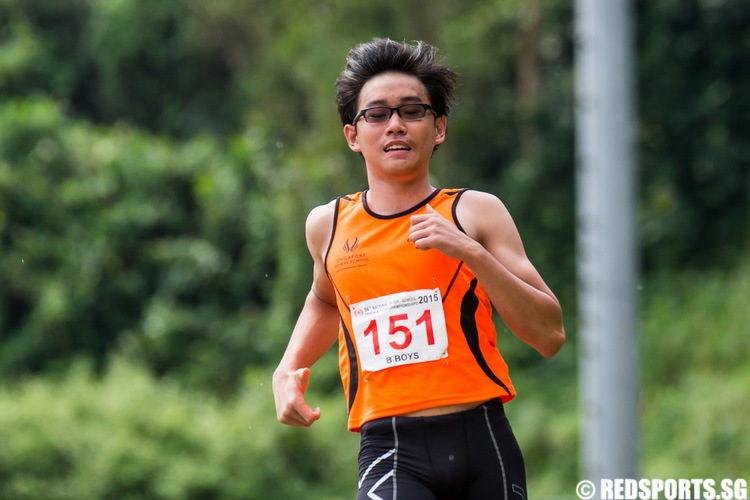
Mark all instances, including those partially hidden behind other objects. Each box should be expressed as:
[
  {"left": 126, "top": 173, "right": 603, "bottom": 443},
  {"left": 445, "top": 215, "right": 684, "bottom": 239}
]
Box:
[
  {"left": 441, "top": 188, "right": 470, "bottom": 304},
  {"left": 323, "top": 197, "right": 342, "bottom": 277},
  {"left": 451, "top": 188, "right": 470, "bottom": 234}
]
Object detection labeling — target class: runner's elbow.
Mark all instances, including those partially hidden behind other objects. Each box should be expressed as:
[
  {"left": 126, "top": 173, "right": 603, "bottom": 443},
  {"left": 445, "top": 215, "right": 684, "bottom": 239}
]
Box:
[{"left": 538, "top": 327, "right": 565, "bottom": 358}]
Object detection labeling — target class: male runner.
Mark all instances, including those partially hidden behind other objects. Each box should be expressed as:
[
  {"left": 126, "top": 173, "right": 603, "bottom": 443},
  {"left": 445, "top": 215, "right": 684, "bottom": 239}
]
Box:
[{"left": 272, "top": 38, "right": 565, "bottom": 500}]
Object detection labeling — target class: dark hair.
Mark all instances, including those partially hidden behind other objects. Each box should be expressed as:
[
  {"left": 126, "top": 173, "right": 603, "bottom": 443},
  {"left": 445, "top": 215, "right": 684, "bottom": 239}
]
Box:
[{"left": 336, "top": 38, "right": 458, "bottom": 126}]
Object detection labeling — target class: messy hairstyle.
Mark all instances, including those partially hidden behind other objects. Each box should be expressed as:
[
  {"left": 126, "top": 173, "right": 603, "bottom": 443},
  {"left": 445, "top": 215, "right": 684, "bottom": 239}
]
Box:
[{"left": 335, "top": 38, "right": 458, "bottom": 126}]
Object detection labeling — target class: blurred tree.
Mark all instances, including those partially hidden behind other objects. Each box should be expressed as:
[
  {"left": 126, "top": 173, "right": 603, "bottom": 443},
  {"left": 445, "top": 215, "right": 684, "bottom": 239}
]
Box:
[
  {"left": 637, "top": 0, "right": 750, "bottom": 270},
  {"left": 516, "top": 0, "right": 542, "bottom": 151},
  {"left": 0, "top": 0, "right": 244, "bottom": 137},
  {"left": 0, "top": 98, "right": 284, "bottom": 389}
]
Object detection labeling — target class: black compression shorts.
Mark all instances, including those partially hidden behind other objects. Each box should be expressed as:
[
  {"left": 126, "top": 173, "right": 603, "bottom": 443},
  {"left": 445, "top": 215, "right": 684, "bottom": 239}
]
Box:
[{"left": 357, "top": 399, "right": 527, "bottom": 500}]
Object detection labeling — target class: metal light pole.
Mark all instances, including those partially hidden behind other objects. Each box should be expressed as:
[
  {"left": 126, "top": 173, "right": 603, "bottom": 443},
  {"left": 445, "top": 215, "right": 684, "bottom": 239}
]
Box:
[{"left": 575, "top": 0, "right": 639, "bottom": 484}]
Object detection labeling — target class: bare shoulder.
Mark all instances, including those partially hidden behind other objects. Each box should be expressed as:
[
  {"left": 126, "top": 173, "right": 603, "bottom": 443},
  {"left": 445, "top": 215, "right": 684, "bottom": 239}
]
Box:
[
  {"left": 456, "top": 190, "right": 519, "bottom": 245},
  {"left": 458, "top": 190, "right": 509, "bottom": 211},
  {"left": 305, "top": 199, "right": 337, "bottom": 259},
  {"left": 457, "top": 190, "right": 556, "bottom": 300}
]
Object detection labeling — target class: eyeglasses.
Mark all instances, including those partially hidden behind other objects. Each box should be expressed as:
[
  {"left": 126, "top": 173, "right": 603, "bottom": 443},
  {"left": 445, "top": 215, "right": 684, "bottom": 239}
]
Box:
[{"left": 353, "top": 103, "right": 434, "bottom": 124}]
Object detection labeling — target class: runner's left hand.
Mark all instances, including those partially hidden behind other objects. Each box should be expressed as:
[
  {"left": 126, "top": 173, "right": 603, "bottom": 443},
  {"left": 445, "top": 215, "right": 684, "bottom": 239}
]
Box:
[{"left": 408, "top": 204, "right": 478, "bottom": 261}]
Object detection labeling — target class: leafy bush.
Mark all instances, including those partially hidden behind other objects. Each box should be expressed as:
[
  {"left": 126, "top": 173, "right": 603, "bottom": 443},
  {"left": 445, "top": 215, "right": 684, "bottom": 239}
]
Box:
[
  {"left": 640, "top": 260, "right": 750, "bottom": 479},
  {"left": 0, "top": 357, "right": 359, "bottom": 500},
  {"left": 0, "top": 97, "right": 307, "bottom": 390}
]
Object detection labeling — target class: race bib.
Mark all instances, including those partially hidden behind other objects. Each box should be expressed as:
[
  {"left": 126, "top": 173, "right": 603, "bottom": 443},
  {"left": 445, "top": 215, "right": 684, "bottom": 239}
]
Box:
[{"left": 350, "top": 288, "right": 449, "bottom": 372}]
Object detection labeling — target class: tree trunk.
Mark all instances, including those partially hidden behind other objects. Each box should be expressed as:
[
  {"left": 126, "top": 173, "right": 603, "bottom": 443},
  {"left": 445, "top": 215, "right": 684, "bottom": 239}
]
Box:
[{"left": 517, "top": 0, "right": 541, "bottom": 152}]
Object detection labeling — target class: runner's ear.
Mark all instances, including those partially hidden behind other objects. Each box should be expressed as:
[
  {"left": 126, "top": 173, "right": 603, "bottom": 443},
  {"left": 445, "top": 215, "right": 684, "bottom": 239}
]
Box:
[{"left": 344, "top": 124, "right": 361, "bottom": 152}]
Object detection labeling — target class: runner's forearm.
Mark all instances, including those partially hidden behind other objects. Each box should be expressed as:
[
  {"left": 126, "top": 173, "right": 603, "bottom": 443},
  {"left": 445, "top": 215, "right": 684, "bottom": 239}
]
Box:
[{"left": 274, "top": 289, "right": 340, "bottom": 377}]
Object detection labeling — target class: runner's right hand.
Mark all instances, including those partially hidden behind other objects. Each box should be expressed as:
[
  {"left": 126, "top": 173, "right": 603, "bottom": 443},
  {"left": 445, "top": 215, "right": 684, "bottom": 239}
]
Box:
[{"left": 273, "top": 367, "right": 321, "bottom": 427}]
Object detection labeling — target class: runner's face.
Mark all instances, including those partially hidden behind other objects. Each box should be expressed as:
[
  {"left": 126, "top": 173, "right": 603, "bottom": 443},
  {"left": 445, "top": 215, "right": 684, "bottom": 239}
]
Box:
[{"left": 344, "top": 72, "right": 446, "bottom": 180}]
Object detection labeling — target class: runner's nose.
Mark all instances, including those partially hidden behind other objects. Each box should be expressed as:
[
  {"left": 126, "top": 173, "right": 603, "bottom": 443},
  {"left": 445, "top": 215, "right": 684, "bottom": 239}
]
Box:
[{"left": 386, "top": 111, "right": 407, "bottom": 135}]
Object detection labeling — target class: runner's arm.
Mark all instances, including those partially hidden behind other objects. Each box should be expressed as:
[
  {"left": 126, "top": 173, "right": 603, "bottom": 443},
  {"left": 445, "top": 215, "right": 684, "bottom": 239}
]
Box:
[
  {"left": 409, "top": 191, "right": 565, "bottom": 357},
  {"left": 272, "top": 202, "right": 340, "bottom": 427},
  {"left": 459, "top": 192, "right": 564, "bottom": 357}
]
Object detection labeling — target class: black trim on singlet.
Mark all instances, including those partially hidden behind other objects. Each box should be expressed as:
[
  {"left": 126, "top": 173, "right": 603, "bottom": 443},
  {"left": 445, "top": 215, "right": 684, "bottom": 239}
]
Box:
[
  {"left": 450, "top": 188, "right": 470, "bottom": 234},
  {"left": 324, "top": 197, "right": 343, "bottom": 277},
  {"left": 340, "top": 315, "right": 359, "bottom": 412},
  {"left": 460, "top": 278, "right": 512, "bottom": 395},
  {"left": 362, "top": 188, "right": 441, "bottom": 220},
  {"left": 442, "top": 261, "right": 464, "bottom": 304},
  {"left": 322, "top": 197, "right": 359, "bottom": 411},
  {"left": 441, "top": 188, "right": 470, "bottom": 304},
  {"left": 330, "top": 279, "right": 350, "bottom": 312}
]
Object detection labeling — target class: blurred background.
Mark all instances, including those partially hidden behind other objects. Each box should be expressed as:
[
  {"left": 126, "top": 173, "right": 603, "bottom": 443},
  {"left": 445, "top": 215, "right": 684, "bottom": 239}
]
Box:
[{"left": 0, "top": 0, "right": 748, "bottom": 498}]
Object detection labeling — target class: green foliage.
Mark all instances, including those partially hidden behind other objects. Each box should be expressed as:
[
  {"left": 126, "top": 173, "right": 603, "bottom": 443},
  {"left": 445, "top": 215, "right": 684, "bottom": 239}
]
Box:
[
  {"left": 0, "top": 357, "right": 359, "bottom": 500},
  {"left": 640, "top": 261, "right": 750, "bottom": 478},
  {"left": 640, "top": 262, "right": 750, "bottom": 388},
  {"left": 508, "top": 258, "right": 750, "bottom": 497},
  {"left": 0, "top": 97, "right": 302, "bottom": 389},
  {"left": 0, "top": 0, "right": 243, "bottom": 137},
  {"left": 637, "top": 0, "right": 750, "bottom": 270}
]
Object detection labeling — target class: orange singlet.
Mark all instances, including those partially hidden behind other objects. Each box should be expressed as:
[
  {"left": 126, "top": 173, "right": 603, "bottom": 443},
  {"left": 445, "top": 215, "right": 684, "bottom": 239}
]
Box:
[{"left": 325, "top": 188, "right": 516, "bottom": 432}]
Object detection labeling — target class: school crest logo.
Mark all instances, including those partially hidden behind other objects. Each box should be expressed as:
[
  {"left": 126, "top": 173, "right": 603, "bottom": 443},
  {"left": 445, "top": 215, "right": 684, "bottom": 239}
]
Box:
[
  {"left": 344, "top": 237, "right": 359, "bottom": 253},
  {"left": 335, "top": 237, "right": 369, "bottom": 271}
]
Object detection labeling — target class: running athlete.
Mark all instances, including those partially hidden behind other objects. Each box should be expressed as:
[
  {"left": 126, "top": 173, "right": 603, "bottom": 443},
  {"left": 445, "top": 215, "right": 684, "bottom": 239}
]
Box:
[{"left": 272, "top": 38, "right": 565, "bottom": 500}]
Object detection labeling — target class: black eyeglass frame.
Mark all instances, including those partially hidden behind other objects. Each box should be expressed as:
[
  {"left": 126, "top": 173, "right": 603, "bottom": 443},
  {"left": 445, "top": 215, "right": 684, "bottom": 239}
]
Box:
[{"left": 352, "top": 103, "right": 435, "bottom": 125}]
